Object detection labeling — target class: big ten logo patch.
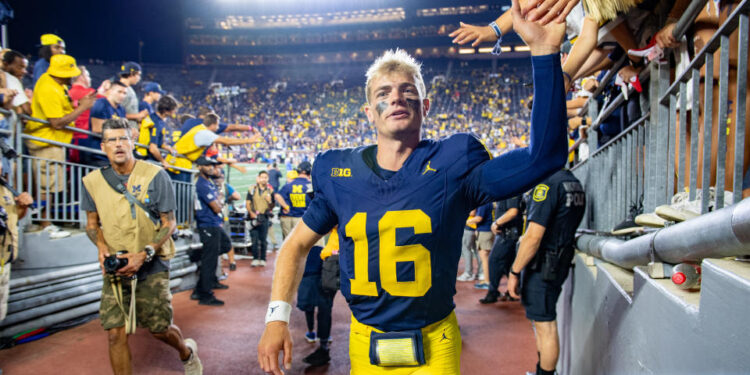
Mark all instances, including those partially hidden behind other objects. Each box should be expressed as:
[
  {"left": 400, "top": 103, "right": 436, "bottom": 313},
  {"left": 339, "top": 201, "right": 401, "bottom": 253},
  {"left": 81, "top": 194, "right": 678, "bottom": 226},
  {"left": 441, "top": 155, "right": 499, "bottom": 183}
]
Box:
[{"left": 331, "top": 168, "right": 351, "bottom": 177}]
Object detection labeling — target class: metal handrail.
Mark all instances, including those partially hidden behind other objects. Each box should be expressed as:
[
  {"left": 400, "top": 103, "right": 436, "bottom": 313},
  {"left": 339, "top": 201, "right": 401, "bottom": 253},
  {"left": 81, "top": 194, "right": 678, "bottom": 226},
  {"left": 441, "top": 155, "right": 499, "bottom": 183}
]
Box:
[
  {"left": 660, "top": 0, "right": 750, "bottom": 103},
  {"left": 577, "top": 56, "right": 627, "bottom": 118}
]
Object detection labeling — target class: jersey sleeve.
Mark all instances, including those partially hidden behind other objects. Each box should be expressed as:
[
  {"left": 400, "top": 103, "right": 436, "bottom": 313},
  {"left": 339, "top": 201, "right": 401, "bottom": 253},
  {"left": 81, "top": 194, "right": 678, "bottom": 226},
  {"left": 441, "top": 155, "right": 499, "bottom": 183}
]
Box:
[
  {"left": 476, "top": 203, "right": 492, "bottom": 221},
  {"left": 462, "top": 53, "right": 568, "bottom": 206},
  {"left": 89, "top": 99, "right": 108, "bottom": 119},
  {"left": 301, "top": 153, "right": 338, "bottom": 235},
  {"left": 526, "top": 182, "right": 557, "bottom": 228}
]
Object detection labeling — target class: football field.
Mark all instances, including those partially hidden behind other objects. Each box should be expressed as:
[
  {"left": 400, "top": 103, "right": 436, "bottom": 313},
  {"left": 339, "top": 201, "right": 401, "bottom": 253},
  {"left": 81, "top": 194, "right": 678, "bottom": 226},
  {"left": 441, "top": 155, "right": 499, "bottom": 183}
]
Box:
[{"left": 224, "top": 163, "right": 293, "bottom": 194}]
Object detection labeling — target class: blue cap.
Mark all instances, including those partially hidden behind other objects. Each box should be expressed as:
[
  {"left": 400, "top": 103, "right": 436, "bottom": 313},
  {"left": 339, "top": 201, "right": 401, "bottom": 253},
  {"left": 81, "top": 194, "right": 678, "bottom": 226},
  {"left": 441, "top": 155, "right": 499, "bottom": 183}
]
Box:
[
  {"left": 144, "top": 82, "right": 165, "bottom": 95},
  {"left": 119, "top": 61, "right": 142, "bottom": 75}
]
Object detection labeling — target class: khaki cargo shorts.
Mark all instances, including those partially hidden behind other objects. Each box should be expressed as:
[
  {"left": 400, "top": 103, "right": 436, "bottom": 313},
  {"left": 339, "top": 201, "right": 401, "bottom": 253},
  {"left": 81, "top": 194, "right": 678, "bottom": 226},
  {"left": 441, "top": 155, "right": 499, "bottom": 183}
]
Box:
[
  {"left": 476, "top": 231, "right": 495, "bottom": 251},
  {"left": 26, "top": 144, "right": 66, "bottom": 195},
  {"left": 0, "top": 264, "right": 10, "bottom": 321},
  {"left": 100, "top": 271, "right": 173, "bottom": 333}
]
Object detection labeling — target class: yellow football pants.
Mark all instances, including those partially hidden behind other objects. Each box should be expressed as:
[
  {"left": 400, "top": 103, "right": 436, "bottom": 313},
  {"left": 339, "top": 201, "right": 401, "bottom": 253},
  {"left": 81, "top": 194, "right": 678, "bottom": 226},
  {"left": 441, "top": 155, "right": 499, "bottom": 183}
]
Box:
[{"left": 349, "top": 311, "right": 462, "bottom": 374}]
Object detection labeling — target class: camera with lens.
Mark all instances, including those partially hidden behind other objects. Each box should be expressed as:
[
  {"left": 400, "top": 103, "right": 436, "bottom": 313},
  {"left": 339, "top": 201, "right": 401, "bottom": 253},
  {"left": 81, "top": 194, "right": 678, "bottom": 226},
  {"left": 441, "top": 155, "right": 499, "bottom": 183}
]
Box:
[
  {"left": 0, "top": 205, "right": 7, "bottom": 237},
  {"left": 103, "top": 251, "right": 129, "bottom": 274},
  {"left": 0, "top": 139, "right": 17, "bottom": 160}
]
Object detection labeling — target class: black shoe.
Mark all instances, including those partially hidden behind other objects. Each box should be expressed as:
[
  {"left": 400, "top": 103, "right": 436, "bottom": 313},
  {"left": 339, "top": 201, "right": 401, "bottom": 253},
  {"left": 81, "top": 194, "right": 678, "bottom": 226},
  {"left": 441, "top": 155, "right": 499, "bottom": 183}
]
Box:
[
  {"left": 479, "top": 291, "right": 499, "bottom": 304},
  {"left": 212, "top": 282, "right": 229, "bottom": 290},
  {"left": 303, "top": 347, "right": 330, "bottom": 366},
  {"left": 229, "top": 263, "right": 237, "bottom": 271},
  {"left": 199, "top": 296, "right": 225, "bottom": 306},
  {"left": 500, "top": 292, "right": 518, "bottom": 302}
]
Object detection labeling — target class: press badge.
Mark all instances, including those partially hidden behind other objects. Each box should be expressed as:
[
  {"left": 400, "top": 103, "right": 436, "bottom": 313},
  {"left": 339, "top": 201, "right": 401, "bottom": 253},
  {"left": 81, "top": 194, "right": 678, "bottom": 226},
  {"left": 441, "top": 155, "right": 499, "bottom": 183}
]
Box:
[{"left": 369, "top": 330, "right": 426, "bottom": 367}]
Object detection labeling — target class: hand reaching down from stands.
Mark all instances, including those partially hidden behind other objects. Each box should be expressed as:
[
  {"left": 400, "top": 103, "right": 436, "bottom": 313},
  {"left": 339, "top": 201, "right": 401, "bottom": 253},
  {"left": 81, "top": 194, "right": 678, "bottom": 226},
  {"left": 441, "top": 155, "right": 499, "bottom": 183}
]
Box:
[
  {"left": 450, "top": 22, "right": 498, "bottom": 47},
  {"left": 522, "top": 0, "right": 580, "bottom": 25},
  {"left": 654, "top": 21, "right": 681, "bottom": 49},
  {"left": 511, "top": 0, "right": 566, "bottom": 56},
  {"left": 617, "top": 65, "right": 642, "bottom": 84},
  {"left": 0, "top": 88, "right": 17, "bottom": 107}
]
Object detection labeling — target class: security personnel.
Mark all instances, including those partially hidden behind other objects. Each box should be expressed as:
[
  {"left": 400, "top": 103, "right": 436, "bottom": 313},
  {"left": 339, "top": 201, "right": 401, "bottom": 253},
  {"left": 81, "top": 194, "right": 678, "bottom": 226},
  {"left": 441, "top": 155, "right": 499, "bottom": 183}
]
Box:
[
  {"left": 81, "top": 118, "right": 202, "bottom": 374},
  {"left": 480, "top": 194, "right": 524, "bottom": 304},
  {"left": 0, "top": 165, "right": 34, "bottom": 321},
  {"left": 274, "top": 161, "right": 313, "bottom": 239},
  {"left": 192, "top": 156, "right": 230, "bottom": 306},
  {"left": 507, "top": 169, "right": 585, "bottom": 375}
]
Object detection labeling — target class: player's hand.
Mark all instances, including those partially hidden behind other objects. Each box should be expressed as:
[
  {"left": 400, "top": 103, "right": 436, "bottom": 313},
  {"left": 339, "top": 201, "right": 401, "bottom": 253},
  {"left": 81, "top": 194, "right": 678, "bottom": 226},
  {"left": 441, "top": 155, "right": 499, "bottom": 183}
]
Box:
[
  {"left": 655, "top": 21, "right": 680, "bottom": 49},
  {"left": 15, "top": 192, "right": 33, "bottom": 207},
  {"left": 512, "top": 0, "right": 566, "bottom": 56},
  {"left": 508, "top": 272, "right": 521, "bottom": 299},
  {"left": 115, "top": 252, "right": 146, "bottom": 277},
  {"left": 522, "top": 0, "right": 579, "bottom": 25},
  {"left": 258, "top": 321, "right": 293, "bottom": 374},
  {"left": 449, "top": 22, "right": 497, "bottom": 47}
]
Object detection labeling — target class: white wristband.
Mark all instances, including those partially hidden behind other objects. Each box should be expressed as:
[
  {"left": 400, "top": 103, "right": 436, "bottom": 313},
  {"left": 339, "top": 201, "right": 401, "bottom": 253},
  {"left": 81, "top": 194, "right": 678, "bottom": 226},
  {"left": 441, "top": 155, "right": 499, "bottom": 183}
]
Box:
[{"left": 265, "top": 301, "right": 292, "bottom": 324}]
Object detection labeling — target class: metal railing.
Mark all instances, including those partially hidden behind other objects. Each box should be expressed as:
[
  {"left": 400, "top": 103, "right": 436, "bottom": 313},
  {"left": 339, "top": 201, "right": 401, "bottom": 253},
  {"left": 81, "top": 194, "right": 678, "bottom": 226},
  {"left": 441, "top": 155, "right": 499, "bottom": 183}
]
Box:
[
  {"left": 570, "top": 0, "right": 748, "bottom": 232},
  {"left": 0, "top": 108, "right": 196, "bottom": 227}
]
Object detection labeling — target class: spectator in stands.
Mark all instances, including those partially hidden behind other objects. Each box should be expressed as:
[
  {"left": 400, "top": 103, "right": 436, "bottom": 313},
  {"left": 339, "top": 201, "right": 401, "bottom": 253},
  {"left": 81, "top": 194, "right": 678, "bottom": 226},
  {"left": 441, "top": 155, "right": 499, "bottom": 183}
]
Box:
[
  {"left": 25, "top": 54, "right": 95, "bottom": 237},
  {"left": 267, "top": 162, "right": 282, "bottom": 192},
  {"left": 2, "top": 50, "right": 31, "bottom": 114},
  {"left": 81, "top": 118, "right": 202, "bottom": 374},
  {"left": 480, "top": 194, "right": 524, "bottom": 304},
  {"left": 68, "top": 66, "right": 97, "bottom": 162},
  {"left": 32, "top": 34, "right": 65, "bottom": 86},
  {"left": 508, "top": 170, "right": 585, "bottom": 375},
  {"left": 0, "top": 161, "right": 34, "bottom": 322},
  {"left": 81, "top": 81, "right": 128, "bottom": 167},
  {"left": 164, "top": 113, "right": 259, "bottom": 182},
  {"left": 275, "top": 161, "right": 312, "bottom": 239},
  {"left": 247, "top": 170, "right": 274, "bottom": 267},
  {"left": 458, "top": 210, "right": 482, "bottom": 282},
  {"left": 139, "top": 82, "right": 165, "bottom": 116},
  {"left": 471, "top": 202, "right": 495, "bottom": 290},
  {"left": 192, "top": 156, "right": 229, "bottom": 306},
  {"left": 117, "top": 62, "right": 149, "bottom": 128},
  {"left": 136, "top": 95, "right": 179, "bottom": 168}
]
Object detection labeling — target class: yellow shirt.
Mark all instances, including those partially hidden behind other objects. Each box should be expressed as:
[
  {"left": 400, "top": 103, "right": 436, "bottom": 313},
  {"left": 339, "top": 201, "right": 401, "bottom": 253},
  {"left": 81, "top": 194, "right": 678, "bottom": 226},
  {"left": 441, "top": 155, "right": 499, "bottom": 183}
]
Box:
[{"left": 25, "top": 73, "right": 74, "bottom": 147}]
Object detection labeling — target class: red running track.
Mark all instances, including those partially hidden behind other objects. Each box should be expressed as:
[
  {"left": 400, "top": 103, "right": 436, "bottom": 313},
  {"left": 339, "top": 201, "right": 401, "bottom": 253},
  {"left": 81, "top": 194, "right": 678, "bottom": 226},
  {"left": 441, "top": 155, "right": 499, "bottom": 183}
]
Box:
[{"left": 0, "top": 252, "right": 537, "bottom": 374}]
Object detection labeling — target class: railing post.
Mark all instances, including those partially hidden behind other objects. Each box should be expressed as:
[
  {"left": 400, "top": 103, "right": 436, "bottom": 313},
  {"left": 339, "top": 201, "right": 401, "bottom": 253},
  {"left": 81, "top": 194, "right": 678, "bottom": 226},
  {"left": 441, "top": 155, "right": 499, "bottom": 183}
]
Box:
[{"left": 733, "top": 14, "right": 748, "bottom": 203}]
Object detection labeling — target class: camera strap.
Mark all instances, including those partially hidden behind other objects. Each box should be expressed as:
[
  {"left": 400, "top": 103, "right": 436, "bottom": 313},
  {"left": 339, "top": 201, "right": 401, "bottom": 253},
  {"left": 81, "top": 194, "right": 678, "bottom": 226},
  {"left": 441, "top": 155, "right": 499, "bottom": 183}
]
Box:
[
  {"left": 100, "top": 166, "right": 159, "bottom": 224},
  {"left": 109, "top": 275, "right": 138, "bottom": 335}
]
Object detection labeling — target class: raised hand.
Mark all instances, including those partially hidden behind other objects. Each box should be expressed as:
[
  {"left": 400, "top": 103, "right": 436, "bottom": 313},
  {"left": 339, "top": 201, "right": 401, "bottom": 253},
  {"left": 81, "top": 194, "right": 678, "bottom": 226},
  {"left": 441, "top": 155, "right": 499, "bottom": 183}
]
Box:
[
  {"left": 511, "top": 0, "right": 566, "bottom": 56},
  {"left": 449, "top": 22, "right": 497, "bottom": 47}
]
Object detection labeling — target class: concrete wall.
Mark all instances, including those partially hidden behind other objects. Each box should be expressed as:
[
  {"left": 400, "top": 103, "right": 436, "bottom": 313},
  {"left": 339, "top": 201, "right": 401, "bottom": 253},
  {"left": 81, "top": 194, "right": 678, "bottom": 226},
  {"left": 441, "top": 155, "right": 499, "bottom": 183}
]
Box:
[{"left": 558, "top": 254, "right": 750, "bottom": 375}]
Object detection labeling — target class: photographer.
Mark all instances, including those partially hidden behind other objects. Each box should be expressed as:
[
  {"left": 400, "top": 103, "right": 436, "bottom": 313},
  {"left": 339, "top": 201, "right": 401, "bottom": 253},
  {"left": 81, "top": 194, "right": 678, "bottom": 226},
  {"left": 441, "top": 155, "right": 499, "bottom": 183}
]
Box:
[
  {"left": 0, "top": 162, "right": 34, "bottom": 322},
  {"left": 507, "top": 169, "right": 585, "bottom": 375},
  {"left": 81, "top": 118, "right": 202, "bottom": 374},
  {"left": 246, "top": 170, "right": 274, "bottom": 267}
]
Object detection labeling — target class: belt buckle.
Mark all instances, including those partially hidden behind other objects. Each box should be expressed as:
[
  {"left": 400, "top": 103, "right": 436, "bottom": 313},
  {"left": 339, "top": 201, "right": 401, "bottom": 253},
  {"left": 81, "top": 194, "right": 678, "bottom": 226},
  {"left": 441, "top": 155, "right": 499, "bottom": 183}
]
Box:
[{"left": 369, "top": 330, "right": 425, "bottom": 367}]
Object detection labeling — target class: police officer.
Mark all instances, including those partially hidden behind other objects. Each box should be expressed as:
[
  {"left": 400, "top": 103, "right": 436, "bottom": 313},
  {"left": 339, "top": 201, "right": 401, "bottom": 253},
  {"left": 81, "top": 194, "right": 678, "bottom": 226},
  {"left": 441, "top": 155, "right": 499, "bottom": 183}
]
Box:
[
  {"left": 507, "top": 169, "right": 585, "bottom": 375},
  {"left": 274, "top": 161, "right": 313, "bottom": 239},
  {"left": 192, "top": 156, "right": 230, "bottom": 305},
  {"left": 480, "top": 194, "right": 524, "bottom": 304},
  {"left": 81, "top": 118, "right": 202, "bottom": 374}
]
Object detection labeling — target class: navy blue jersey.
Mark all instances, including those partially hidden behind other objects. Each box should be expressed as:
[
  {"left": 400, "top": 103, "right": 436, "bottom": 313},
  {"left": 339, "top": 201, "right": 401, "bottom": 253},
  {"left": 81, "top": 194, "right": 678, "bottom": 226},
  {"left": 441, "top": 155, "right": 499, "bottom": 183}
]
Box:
[
  {"left": 301, "top": 53, "right": 567, "bottom": 332},
  {"left": 139, "top": 100, "right": 155, "bottom": 116},
  {"left": 475, "top": 203, "right": 494, "bottom": 232},
  {"left": 195, "top": 175, "right": 223, "bottom": 227},
  {"left": 278, "top": 177, "right": 312, "bottom": 218}
]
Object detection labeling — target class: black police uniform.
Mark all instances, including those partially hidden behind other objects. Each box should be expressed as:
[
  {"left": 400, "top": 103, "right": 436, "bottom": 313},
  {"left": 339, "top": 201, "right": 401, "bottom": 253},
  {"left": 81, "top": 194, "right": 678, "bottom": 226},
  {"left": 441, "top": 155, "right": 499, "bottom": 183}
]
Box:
[
  {"left": 521, "top": 169, "right": 585, "bottom": 322},
  {"left": 487, "top": 195, "right": 524, "bottom": 297}
]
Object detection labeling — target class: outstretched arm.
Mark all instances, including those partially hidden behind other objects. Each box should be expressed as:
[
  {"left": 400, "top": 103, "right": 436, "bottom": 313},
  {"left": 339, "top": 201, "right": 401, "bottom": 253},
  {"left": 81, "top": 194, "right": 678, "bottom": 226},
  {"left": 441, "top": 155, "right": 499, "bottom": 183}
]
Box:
[{"left": 467, "top": 0, "right": 567, "bottom": 204}]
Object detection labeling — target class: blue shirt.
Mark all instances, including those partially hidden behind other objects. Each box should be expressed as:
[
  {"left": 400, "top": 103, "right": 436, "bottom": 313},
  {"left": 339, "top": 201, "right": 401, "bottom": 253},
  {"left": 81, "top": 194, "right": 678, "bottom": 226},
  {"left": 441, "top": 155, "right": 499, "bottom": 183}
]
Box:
[
  {"left": 33, "top": 59, "right": 49, "bottom": 87},
  {"left": 301, "top": 54, "right": 567, "bottom": 332},
  {"left": 475, "top": 203, "right": 493, "bottom": 232},
  {"left": 195, "top": 175, "right": 223, "bottom": 227},
  {"left": 139, "top": 100, "right": 155, "bottom": 116},
  {"left": 84, "top": 98, "right": 126, "bottom": 161},
  {"left": 277, "top": 177, "right": 312, "bottom": 218}
]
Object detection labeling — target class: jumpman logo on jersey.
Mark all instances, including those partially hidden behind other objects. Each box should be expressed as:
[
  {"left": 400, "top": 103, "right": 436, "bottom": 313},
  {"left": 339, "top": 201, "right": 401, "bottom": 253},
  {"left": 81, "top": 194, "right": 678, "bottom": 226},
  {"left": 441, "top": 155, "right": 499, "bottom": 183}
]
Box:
[
  {"left": 439, "top": 329, "right": 451, "bottom": 342},
  {"left": 422, "top": 161, "right": 437, "bottom": 175}
]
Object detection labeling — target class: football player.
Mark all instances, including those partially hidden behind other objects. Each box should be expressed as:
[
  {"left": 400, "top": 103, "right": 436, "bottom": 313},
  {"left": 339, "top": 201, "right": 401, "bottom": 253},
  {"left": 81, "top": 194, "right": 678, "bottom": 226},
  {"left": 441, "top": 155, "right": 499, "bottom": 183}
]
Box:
[{"left": 258, "top": 1, "right": 568, "bottom": 373}]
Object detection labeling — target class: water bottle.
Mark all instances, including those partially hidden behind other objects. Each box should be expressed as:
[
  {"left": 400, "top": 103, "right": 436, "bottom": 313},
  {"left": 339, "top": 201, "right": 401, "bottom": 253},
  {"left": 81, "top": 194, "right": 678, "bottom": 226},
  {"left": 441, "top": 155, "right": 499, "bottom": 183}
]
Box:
[{"left": 671, "top": 263, "right": 701, "bottom": 289}]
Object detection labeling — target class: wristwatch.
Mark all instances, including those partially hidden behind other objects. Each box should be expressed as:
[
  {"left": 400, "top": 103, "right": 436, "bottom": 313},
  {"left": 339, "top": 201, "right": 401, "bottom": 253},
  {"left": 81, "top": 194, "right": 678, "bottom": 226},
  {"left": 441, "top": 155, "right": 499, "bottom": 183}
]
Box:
[{"left": 144, "top": 245, "right": 156, "bottom": 263}]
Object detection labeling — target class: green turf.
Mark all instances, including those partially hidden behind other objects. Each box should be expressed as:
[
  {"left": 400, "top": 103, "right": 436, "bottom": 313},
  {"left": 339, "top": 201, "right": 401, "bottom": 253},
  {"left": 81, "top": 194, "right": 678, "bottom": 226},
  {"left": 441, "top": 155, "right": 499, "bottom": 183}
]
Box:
[{"left": 224, "top": 163, "right": 293, "bottom": 194}]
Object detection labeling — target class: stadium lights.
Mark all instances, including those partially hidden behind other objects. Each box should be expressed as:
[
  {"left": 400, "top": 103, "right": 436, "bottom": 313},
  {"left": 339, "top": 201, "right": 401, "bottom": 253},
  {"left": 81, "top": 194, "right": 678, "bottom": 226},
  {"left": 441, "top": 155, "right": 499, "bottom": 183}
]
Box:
[
  {"left": 478, "top": 47, "right": 493, "bottom": 53},
  {"left": 501, "top": 46, "right": 512, "bottom": 52},
  {"left": 459, "top": 48, "right": 475, "bottom": 54},
  {"left": 514, "top": 46, "right": 530, "bottom": 52}
]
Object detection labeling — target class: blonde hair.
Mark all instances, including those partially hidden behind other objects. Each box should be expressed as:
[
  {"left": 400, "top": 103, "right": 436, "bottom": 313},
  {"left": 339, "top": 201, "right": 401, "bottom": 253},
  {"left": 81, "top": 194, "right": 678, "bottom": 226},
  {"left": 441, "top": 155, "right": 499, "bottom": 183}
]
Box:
[{"left": 365, "top": 49, "right": 426, "bottom": 103}]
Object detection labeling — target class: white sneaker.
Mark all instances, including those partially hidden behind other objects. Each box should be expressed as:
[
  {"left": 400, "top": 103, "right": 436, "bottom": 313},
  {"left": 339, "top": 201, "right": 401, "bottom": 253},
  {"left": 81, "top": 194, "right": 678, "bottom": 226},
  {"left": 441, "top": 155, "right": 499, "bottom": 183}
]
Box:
[
  {"left": 259, "top": 260, "right": 267, "bottom": 267},
  {"left": 43, "top": 225, "right": 71, "bottom": 239},
  {"left": 183, "top": 338, "right": 203, "bottom": 375},
  {"left": 251, "top": 259, "right": 260, "bottom": 267},
  {"left": 635, "top": 213, "right": 666, "bottom": 228},
  {"left": 476, "top": 274, "right": 484, "bottom": 281},
  {"left": 456, "top": 273, "right": 473, "bottom": 281}
]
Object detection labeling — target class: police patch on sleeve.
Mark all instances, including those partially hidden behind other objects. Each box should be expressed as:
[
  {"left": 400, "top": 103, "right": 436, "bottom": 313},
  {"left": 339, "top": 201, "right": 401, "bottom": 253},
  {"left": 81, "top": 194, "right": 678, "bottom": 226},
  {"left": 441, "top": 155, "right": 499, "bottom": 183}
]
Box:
[{"left": 532, "top": 184, "right": 549, "bottom": 202}]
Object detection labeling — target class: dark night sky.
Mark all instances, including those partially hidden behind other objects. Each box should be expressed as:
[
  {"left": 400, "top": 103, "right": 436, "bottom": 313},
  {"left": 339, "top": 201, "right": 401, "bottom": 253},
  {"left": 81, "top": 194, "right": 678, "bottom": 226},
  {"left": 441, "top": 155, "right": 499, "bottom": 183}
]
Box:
[{"left": 7, "top": 0, "right": 185, "bottom": 64}]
